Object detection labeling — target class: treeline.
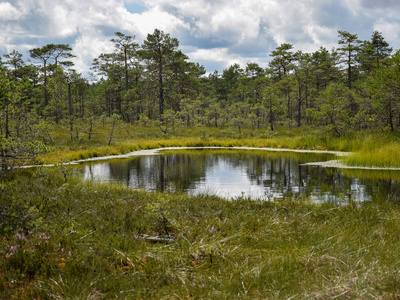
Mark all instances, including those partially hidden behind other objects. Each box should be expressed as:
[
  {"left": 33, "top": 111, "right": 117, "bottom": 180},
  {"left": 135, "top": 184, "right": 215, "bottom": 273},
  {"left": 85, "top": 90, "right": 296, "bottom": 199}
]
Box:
[{"left": 1, "top": 28, "right": 400, "bottom": 167}]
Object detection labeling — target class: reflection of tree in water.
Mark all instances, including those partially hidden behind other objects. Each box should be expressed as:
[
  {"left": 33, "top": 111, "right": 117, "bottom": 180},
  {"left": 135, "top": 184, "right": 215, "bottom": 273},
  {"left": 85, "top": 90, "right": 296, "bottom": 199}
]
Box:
[
  {"left": 82, "top": 150, "right": 400, "bottom": 202},
  {"left": 382, "top": 179, "right": 400, "bottom": 202},
  {"left": 213, "top": 152, "right": 327, "bottom": 199},
  {"left": 106, "top": 153, "right": 216, "bottom": 192}
]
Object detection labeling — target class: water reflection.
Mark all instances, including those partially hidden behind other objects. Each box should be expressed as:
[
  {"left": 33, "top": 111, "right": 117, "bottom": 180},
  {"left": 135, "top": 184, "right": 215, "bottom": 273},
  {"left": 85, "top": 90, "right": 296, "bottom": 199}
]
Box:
[{"left": 79, "top": 150, "right": 400, "bottom": 202}]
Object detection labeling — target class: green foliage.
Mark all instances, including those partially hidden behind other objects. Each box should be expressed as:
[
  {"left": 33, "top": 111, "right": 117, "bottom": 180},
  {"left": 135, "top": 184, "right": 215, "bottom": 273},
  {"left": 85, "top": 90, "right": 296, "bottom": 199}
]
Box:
[
  {"left": 228, "top": 101, "right": 249, "bottom": 133},
  {"left": 309, "top": 82, "right": 356, "bottom": 135},
  {"left": 337, "top": 30, "right": 362, "bottom": 89},
  {"left": 263, "top": 85, "right": 285, "bottom": 131},
  {"left": 0, "top": 71, "right": 48, "bottom": 172},
  {"left": 269, "top": 43, "right": 295, "bottom": 79},
  {"left": 2, "top": 28, "right": 400, "bottom": 136},
  {"left": 46, "top": 67, "right": 68, "bottom": 122},
  {"left": 368, "top": 51, "right": 400, "bottom": 131}
]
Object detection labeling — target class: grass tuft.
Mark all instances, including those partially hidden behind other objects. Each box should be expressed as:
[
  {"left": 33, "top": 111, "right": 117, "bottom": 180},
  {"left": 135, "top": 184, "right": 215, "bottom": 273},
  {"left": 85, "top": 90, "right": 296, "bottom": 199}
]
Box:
[
  {"left": 30, "top": 123, "right": 400, "bottom": 168},
  {"left": 345, "top": 142, "right": 400, "bottom": 167},
  {"left": 1, "top": 169, "right": 400, "bottom": 298}
]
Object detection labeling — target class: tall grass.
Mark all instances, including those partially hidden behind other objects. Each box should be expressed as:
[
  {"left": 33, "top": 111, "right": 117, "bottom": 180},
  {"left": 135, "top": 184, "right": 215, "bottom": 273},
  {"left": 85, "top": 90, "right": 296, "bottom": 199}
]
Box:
[
  {"left": 345, "top": 142, "right": 400, "bottom": 167},
  {"left": 1, "top": 168, "right": 400, "bottom": 298},
  {"left": 37, "top": 123, "right": 400, "bottom": 168}
]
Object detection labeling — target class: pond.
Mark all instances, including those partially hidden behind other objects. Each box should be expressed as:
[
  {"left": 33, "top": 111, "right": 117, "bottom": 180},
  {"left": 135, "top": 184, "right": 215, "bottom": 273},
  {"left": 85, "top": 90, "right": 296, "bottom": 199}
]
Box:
[{"left": 76, "top": 149, "right": 400, "bottom": 203}]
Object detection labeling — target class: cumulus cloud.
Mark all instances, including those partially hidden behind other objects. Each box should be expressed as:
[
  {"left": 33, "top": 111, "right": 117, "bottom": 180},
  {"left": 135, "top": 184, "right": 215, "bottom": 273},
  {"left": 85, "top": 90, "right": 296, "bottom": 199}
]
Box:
[
  {"left": 0, "top": 0, "right": 399, "bottom": 75},
  {"left": 0, "top": 1, "right": 123, "bottom": 72},
  {"left": 131, "top": 6, "right": 190, "bottom": 39},
  {"left": 0, "top": 2, "right": 24, "bottom": 20},
  {"left": 374, "top": 20, "right": 400, "bottom": 48},
  {"left": 187, "top": 47, "right": 267, "bottom": 73},
  {"left": 137, "top": 0, "right": 358, "bottom": 67},
  {"left": 141, "top": 0, "right": 400, "bottom": 68}
]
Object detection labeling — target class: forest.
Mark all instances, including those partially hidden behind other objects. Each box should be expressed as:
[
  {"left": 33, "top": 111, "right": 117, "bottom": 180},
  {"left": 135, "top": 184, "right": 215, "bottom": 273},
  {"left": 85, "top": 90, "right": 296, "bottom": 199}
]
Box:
[{"left": 1, "top": 28, "right": 400, "bottom": 170}]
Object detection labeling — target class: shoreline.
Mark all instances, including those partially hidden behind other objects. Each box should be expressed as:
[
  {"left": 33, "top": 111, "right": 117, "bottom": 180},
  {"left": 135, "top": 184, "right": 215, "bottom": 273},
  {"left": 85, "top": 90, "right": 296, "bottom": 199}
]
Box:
[
  {"left": 303, "top": 159, "right": 400, "bottom": 170},
  {"left": 21, "top": 146, "right": 348, "bottom": 168},
  {"left": 21, "top": 146, "right": 400, "bottom": 171}
]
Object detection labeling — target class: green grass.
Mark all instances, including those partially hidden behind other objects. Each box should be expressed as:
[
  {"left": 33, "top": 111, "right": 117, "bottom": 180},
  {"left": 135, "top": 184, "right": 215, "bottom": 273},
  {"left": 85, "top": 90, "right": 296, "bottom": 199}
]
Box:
[
  {"left": 35, "top": 122, "right": 400, "bottom": 169},
  {"left": 344, "top": 142, "right": 400, "bottom": 168},
  {"left": 4, "top": 123, "right": 400, "bottom": 298},
  {"left": 1, "top": 168, "right": 400, "bottom": 298},
  {"left": 3, "top": 123, "right": 400, "bottom": 298}
]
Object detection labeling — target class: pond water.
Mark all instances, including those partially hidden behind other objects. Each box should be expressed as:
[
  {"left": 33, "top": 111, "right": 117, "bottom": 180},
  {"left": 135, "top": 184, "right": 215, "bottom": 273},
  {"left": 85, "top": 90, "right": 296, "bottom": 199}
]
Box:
[{"left": 76, "top": 149, "right": 400, "bottom": 203}]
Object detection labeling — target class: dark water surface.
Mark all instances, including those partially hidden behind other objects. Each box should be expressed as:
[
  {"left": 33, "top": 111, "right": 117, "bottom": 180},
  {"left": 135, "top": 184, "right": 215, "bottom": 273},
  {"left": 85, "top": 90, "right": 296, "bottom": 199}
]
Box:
[{"left": 77, "top": 150, "right": 400, "bottom": 202}]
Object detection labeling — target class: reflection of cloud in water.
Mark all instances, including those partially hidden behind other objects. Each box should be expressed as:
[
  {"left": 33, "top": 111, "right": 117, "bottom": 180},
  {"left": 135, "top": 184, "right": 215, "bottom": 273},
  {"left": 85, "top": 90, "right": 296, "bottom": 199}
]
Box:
[
  {"left": 189, "top": 160, "right": 276, "bottom": 200},
  {"left": 84, "top": 163, "right": 110, "bottom": 182},
  {"left": 79, "top": 151, "right": 392, "bottom": 202},
  {"left": 310, "top": 178, "right": 371, "bottom": 204}
]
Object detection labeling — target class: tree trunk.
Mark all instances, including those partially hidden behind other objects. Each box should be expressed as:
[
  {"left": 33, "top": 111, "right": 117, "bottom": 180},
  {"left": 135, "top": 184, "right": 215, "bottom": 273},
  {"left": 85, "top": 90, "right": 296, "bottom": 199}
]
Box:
[
  {"left": 124, "top": 47, "right": 129, "bottom": 91},
  {"left": 348, "top": 49, "right": 352, "bottom": 89},
  {"left": 68, "top": 83, "right": 73, "bottom": 140},
  {"left": 389, "top": 101, "right": 394, "bottom": 131},
  {"left": 44, "top": 62, "right": 49, "bottom": 107},
  {"left": 159, "top": 62, "right": 164, "bottom": 119},
  {"left": 108, "top": 119, "right": 116, "bottom": 146},
  {"left": 270, "top": 103, "right": 274, "bottom": 131}
]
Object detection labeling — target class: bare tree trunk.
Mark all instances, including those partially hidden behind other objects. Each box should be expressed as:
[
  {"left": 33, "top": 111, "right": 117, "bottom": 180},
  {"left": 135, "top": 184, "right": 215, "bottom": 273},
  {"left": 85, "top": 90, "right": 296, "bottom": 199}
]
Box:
[
  {"left": 108, "top": 119, "right": 116, "bottom": 146},
  {"left": 159, "top": 62, "right": 164, "bottom": 119},
  {"left": 68, "top": 83, "right": 73, "bottom": 140}
]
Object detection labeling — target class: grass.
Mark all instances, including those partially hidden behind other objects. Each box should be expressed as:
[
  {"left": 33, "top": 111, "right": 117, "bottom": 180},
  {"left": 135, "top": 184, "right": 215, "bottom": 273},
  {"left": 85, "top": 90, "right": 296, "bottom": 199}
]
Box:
[
  {"left": 3, "top": 123, "right": 400, "bottom": 297},
  {"left": 36, "top": 122, "right": 400, "bottom": 168},
  {"left": 344, "top": 142, "right": 400, "bottom": 168},
  {"left": 1, "top": 168, "right": 400, "bottom": 298}
]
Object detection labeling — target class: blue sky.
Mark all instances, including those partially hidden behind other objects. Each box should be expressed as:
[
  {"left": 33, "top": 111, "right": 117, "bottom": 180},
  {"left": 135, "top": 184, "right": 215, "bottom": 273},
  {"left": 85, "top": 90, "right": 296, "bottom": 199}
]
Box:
[{"left": 1, "top": 0, "right": 400, "bottom": 77}]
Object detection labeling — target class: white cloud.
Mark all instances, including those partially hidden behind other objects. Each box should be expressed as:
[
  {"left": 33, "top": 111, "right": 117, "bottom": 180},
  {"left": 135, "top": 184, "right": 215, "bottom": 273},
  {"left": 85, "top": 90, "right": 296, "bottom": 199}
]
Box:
[
  {"left": 2, "top": 0, "right": 191, "bottom": 74},
  {"left": 138, "top": 0, "right": 339, "bottom": 50},
  {"left": 189, "top": 48, "right": 242, "bottom": 66},
  {"left": 342, "top": 0, "right": 362, "bottom": 15},
  {"left": 131, "top": 6, "right": 190, "bottom": 40},
  {"left": 0, "top": 0, "right": 400, "bottom": 75},
  {"left": 374, "top": 20, "right": 400, "bottom": 50},
  {"left": 71, "top": 30, "right": 115, "bottom": 75},
  {"left": 0, "top": 2, "right": 23, "bottom": 20},
  {"left": 187, "top": 47, "right": 268, "bottom": 73},
  {"left": 193, "top": 2, "right": 261, "bottom": 43}
]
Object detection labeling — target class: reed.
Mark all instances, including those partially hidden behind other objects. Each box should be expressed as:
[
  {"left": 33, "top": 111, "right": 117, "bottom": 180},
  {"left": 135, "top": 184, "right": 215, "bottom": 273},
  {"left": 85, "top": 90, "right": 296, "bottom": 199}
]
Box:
[{"left": 344, "top": 142, "right": 400, "bottom": 167}]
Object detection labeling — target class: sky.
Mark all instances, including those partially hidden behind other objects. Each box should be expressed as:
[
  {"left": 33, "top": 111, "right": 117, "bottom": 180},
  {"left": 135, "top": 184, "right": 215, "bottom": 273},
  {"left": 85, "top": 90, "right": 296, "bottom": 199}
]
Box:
[{"left": 1, "top": 0, "right": 400, "bottom": 77}]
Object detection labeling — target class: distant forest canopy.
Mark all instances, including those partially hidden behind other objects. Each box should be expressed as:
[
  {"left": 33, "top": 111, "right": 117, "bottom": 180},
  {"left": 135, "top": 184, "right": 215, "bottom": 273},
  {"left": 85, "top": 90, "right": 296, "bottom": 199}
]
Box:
[{"left": 1, "top": 27, "right": 400, "bottom": 144}]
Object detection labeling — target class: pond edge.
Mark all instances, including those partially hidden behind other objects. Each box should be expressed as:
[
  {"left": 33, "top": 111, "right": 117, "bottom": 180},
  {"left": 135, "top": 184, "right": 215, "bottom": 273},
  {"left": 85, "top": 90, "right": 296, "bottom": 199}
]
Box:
[
  {"left": 21, "top": 146, "right": 347, "bottom": 168},
  {"left": 20, "top": 146, "right": 400, "bottom": 171}
]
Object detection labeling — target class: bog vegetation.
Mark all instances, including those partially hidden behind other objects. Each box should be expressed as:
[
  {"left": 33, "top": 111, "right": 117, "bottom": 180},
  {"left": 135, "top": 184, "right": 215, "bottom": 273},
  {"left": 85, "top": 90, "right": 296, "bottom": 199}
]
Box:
[
  {"left": 1, "top": 168, "right": 400, "bottom": 298},
  {"left": 2, "top": 28, "right": 400, "bottom": 298},
  {"left": 1, "top": 28, "right": 400, "bottom": 170}
]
